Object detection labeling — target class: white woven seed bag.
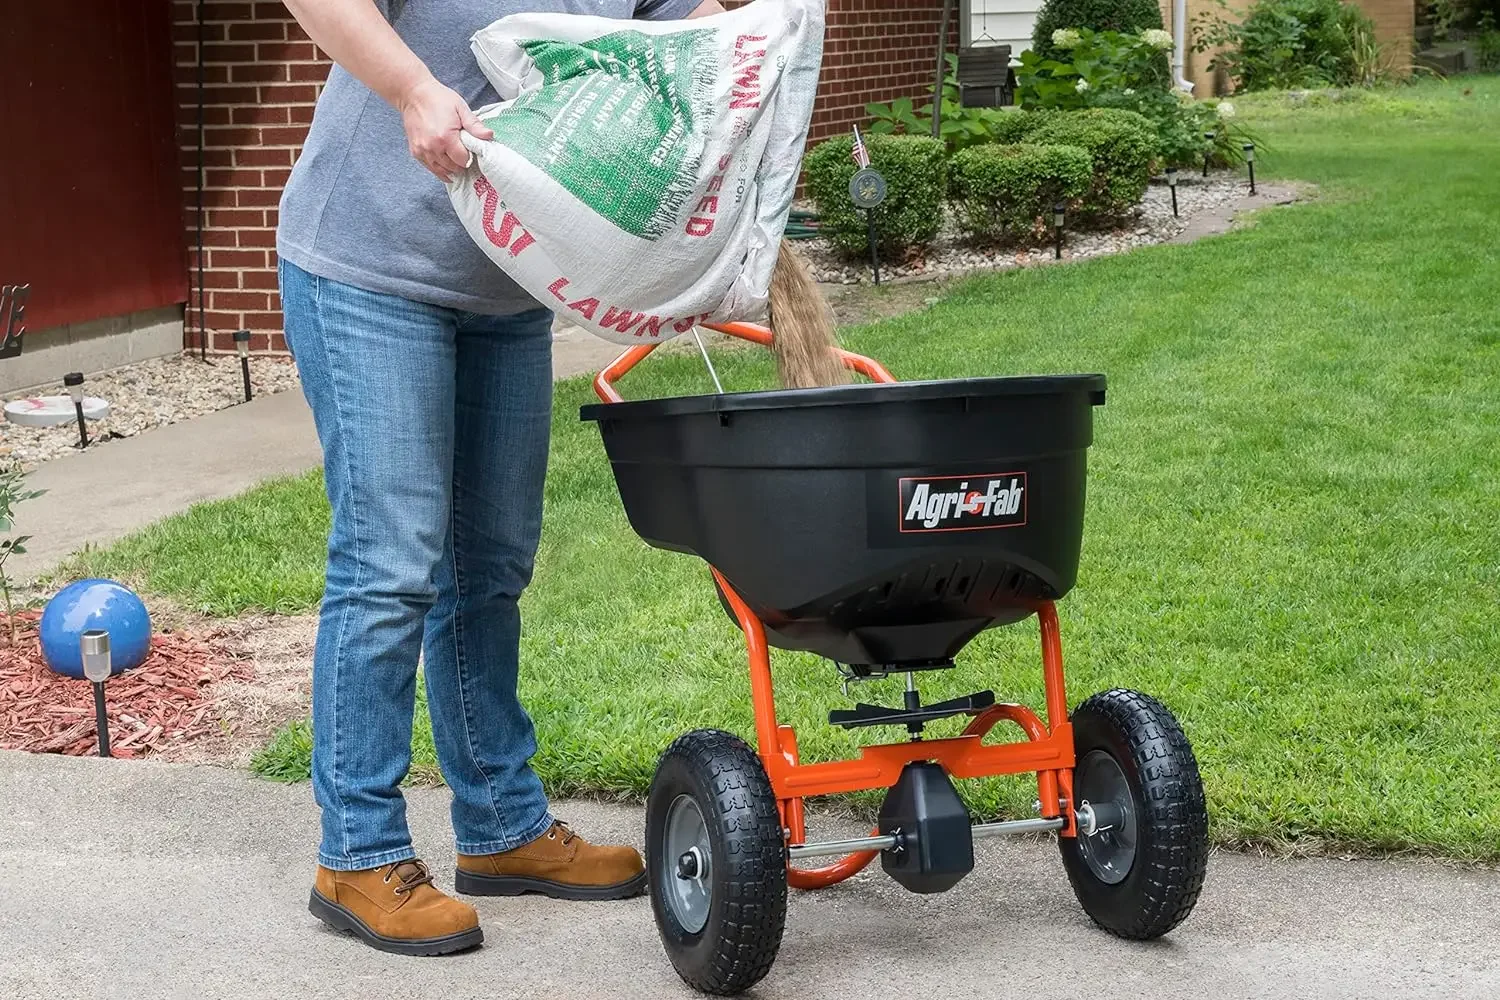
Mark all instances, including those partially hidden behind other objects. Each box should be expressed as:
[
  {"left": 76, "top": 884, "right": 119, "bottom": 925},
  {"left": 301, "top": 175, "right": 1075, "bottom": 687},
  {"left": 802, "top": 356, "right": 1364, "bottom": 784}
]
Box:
[{"left": 447, "top": 0, "right": 824, "bottom": 344}]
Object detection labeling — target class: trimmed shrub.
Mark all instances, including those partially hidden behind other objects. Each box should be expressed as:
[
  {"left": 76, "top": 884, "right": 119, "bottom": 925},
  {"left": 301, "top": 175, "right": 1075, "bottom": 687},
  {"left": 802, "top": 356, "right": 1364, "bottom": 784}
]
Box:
[
  {"left": 951, "top": 143, "right": 1094, "bottom": 243},
  {"left": 985, "top": 108, "right": 1060, "bottom": 144},
  {"left": 804, "top": 133, "right": 947, "bottom": 257},
  {"left": 1031, "top": 0, "right": 1165, "bottom": 63},
  {"left": 1028, "top": 108, "right": 1156, "bottom": 218}
]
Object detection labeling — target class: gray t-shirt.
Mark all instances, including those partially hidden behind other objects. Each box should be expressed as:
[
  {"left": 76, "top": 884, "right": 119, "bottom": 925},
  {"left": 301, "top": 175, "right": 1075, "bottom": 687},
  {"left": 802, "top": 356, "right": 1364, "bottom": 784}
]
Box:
[{"left": 277, "top": 0, "right": 702, "bottom": 315}]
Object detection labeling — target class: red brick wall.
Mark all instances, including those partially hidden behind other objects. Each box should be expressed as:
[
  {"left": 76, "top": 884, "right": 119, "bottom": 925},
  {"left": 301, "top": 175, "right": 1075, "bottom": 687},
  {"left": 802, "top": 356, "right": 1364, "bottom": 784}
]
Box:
[
  {"left": 173, "top": 2, "right": 328, "bottom": 354},
  {"left": 173, "top": 1, "right": 947, "bottom": 354},
  {"left": 804, "top": 0, "right": 954, "bottom": 142}
]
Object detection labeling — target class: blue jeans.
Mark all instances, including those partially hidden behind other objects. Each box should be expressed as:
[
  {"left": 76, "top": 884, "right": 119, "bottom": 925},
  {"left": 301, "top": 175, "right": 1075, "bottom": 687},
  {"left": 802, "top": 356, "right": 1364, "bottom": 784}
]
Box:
[{"left": 279, "top": 259, "right": 554, "bottom": 871}]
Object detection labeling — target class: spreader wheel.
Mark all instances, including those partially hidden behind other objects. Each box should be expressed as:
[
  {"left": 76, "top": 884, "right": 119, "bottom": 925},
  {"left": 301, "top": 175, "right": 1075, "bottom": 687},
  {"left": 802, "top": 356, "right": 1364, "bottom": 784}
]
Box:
[
  {"left": 1060, "top": 688, "right": 1208, "bottom": 940},
  {"left": 646, "top": 729, "right": 787, "bottom": 996}
]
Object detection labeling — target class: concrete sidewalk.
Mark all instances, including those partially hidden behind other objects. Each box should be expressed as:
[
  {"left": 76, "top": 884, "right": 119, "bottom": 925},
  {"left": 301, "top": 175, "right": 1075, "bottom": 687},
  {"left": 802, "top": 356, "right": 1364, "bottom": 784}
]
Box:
[
  {"left": 1, "top": 751, "right": 1494, "bottom": 1000},
  {"left": 11, "top": 323, "right": 625, "bottom": 580}
]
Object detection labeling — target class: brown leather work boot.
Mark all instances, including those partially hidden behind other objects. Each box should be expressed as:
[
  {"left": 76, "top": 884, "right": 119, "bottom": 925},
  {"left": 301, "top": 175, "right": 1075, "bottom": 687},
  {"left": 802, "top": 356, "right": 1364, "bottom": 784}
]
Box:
[
  {"left": 455, "top": 820, "right": 647, "bottom": 901},
  {"left": 309, "top": 859, "right": 483, "bottom": 956}
]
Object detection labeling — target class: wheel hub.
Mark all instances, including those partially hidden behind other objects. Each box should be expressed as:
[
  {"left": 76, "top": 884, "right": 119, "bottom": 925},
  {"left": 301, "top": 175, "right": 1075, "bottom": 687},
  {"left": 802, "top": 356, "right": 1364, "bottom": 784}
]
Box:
[
  {"left": 662, "top": 795, "right": 713, "bottom": 933},
  {"left": 676, "top": 846, "right": 707, "bottom": 880},
  {"left": 1074, "top": 749, "right": 1138, "bottom": 885}
]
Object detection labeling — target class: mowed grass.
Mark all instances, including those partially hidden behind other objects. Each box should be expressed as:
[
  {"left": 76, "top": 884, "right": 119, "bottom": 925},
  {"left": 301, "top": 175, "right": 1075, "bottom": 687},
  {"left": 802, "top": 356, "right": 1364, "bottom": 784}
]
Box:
[{"left": 74, "top": 80, "right": 1500, "bottom": 858}]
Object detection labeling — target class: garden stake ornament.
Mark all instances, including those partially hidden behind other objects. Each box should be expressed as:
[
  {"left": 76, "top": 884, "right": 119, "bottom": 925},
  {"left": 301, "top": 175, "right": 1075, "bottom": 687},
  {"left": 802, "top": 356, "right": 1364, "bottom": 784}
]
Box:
[
  {"left": 1204, "top": 131, "right": 1215, "bottom": 177},
  {"left": 80, "top": 630, "right": 112, "bottom": 757},
  {"left": 64, "top": 372, "right": 88, "bottom": 449},
  {"left": 1244, "top": 142, "right": 1256, "bottom": 195},
  {"left": 1167, "top": 167, "right": 1179, "bottom": 217},
  {"left": 234, "top": 329, "right": 253, "bottom": 403},
  {"left": 1053, "top": 202, "right": 1066, "bottom": 259},
  {"left": 848, "top": 125, "right": 886, "bottom": 286}
]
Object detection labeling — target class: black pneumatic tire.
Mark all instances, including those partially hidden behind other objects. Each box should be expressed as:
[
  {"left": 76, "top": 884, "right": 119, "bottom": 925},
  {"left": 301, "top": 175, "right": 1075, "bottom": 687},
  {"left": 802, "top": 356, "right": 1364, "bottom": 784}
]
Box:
[
  {"left": 646, "top": 729, "right": 787, "bottom": 996},
  {"left": 1059, "top": 688, "right": 1208, "bottom": 940}
]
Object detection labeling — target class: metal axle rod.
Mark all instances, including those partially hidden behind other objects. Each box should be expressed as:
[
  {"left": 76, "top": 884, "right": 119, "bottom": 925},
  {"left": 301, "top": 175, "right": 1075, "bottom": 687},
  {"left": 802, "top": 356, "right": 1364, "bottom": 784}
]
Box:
[
  {"left": 788, "top": 834, "right": 899, "bottom": 860},
  {"left": 787, "top": 815, "right": 1069, "bottom": 861},
  {"left": 972, "top": 816, "right": 1067, "bottom": 839}
]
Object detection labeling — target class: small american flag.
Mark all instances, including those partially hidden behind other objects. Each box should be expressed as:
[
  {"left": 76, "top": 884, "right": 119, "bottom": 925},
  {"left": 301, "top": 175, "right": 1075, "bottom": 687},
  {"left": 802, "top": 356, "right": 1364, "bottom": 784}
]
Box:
[{"left": 850, "top": 125, "right": 871, "bottom": 170}]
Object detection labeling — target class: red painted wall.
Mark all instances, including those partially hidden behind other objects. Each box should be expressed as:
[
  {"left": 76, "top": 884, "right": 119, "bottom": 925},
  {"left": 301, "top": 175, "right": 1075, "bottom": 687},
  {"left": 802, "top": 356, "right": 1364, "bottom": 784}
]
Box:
[{"left": 0, "top": 4, "right": 188, "bottom": 332}]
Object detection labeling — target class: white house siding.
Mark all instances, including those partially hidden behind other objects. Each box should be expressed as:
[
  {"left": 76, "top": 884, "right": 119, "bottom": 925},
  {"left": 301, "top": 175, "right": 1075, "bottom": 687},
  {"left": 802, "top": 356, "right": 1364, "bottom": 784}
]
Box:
[{"left": 963, "top": 0, "right": 1045, "bottom": 57}]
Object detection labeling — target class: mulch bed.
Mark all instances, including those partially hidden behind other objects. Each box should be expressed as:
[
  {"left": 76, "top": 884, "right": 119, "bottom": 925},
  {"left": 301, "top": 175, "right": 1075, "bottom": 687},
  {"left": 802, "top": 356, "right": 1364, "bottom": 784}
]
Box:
[{"left": 0, "top": 611, "right": 249, "bottom": 758}]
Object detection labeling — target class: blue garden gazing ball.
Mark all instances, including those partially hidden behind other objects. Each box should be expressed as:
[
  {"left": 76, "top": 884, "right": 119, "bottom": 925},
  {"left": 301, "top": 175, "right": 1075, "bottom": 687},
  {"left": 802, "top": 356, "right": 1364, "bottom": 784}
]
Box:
[{"left": 39, "top": 579, "right": 152, "bottom": 679}]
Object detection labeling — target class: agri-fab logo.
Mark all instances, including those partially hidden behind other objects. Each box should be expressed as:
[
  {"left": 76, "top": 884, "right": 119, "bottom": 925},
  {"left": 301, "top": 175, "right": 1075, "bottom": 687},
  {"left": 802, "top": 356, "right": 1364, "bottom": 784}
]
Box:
[{"left": 898, "top": 473, "right": 1027, "bottom": 533}]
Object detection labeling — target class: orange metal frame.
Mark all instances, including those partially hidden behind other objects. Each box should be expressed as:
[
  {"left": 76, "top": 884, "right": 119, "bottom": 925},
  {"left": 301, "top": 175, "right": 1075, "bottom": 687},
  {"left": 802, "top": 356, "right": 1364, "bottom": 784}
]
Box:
[
  {"left": 592, "top": 321, "right": 895, "bottom": 403},
  {"left": 594, "top": 321, "right": 1077, "bottom": 890}
]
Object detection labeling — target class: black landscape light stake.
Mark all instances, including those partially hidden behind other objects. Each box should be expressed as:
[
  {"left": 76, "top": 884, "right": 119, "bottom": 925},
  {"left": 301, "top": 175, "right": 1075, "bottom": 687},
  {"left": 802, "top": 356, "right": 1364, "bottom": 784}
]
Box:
[
  {"left": 1053, "top": 202, "right": 1066, "bottom": 260},
  {"left": 80, "top": 630, "right": 112, "bottom": 758},
  {"left": 1167, "top": 167, "right": 1179, "bottom": 217},
  {"left": 1244, "top": 142, "right": 1257, "bottom": 195},
  {"left": 64, "top": 372, "right": 89, "bottom": 448},
  {"left": 1204, "top": 131, "right": 1215, "bottom": 177},
  {"left": 233, "top": 329, "right": 253, "bottom": 402}
]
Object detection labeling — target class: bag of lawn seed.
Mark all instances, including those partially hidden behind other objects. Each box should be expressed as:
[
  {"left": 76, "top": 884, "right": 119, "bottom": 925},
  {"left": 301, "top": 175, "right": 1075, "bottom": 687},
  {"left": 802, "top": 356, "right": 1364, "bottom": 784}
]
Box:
[{"left": 447, "top": 0, "right": 823, "bottom": 344}]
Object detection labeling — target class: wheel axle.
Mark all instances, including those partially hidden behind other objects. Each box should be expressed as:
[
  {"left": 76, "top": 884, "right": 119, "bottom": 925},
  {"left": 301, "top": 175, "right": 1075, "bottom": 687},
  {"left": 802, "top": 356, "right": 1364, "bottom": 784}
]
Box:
[
  {"left": 1076, "top": 800, "right": 1125, "bottom": 837},
  {"left": 786, "top": 815, "right": 1068, "bottom": 861},
  {"left": 676, "top": 846, "right": 707, "bottom": 880}
]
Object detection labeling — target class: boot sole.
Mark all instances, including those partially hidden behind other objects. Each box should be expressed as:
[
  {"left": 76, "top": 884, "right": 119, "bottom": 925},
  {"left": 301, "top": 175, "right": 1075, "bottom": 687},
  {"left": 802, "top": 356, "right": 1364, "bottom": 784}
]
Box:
[
  {"left": 454, "top": 867, "right": 648, "bottom": 901},
  {"left": 308, "top": 890, "right": 483, "bottom": 956}
]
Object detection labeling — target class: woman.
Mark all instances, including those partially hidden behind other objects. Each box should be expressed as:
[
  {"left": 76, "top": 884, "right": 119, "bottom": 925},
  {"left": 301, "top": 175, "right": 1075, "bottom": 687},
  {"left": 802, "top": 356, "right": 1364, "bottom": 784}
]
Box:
[{"left": 277, "top": 0, "right": 722, "bottom": 956}]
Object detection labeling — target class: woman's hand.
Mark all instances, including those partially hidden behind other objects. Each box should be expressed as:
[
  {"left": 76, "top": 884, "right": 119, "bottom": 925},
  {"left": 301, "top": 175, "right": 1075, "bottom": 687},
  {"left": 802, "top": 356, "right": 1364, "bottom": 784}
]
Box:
[{"left": 398, "top": 77, "right": 494, "bottom": 183}]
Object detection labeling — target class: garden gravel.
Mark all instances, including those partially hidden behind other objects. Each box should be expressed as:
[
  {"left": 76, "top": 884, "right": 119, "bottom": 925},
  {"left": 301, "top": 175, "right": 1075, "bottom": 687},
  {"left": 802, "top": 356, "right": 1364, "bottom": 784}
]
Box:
[
  {"left": 0, "top": 354, "right": 300, "bottom": 470},
  {"left": 800, "top": 172, "right": 1254, "bottom": 284}
]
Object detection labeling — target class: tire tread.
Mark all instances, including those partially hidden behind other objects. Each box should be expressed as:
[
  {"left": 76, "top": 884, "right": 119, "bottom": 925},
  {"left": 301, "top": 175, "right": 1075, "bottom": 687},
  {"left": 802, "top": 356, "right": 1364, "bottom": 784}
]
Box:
[
  {"left": 651, "top": 729, "right": 786, "bottom": 996},
  {"left": 1061, "top": 688, "right": 1209, "bottom": 940}
]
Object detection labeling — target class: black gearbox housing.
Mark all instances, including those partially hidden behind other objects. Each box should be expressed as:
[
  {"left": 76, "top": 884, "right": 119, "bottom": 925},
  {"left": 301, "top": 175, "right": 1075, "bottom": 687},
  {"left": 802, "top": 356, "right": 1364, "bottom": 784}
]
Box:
[{"left": 878, "top": 762, "right": 974, "bottom": 893}]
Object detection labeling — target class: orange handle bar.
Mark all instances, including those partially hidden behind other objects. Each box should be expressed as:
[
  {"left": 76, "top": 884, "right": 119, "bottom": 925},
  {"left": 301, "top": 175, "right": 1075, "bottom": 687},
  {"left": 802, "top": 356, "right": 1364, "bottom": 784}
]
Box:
[{"left": 591, "top": 321, "right": 897, "bottom": 403}]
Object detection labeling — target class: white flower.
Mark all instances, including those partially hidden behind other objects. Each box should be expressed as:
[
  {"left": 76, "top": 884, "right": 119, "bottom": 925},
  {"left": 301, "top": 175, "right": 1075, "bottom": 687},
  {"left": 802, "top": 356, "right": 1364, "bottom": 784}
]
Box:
[
  {"left": 1075, "top": 78, "right": 1091, "bottom": 93},
  {"left": 1123, "top": 87, "right": 1136, "bottom": 96},
  {"left": 1052, "top": 28, "right": 1082, "bottom": 49},
  {"left": 1217, "top": 101, "right": 1236, "bottom": 119},
  {"left": 1142, "top": 29, "right": 1174, "bottom": 51}
]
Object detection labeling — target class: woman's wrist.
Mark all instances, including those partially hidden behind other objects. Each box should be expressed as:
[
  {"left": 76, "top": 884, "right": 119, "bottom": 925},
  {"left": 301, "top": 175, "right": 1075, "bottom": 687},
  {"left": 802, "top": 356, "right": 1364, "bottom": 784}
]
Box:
[{"left": 388, "top": 64, "right": 444, "bottom": 115}]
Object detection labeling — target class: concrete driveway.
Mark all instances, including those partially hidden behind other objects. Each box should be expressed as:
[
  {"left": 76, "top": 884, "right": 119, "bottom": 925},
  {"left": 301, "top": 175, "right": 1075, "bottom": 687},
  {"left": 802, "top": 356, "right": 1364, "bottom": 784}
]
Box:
[{"left": 1, "top": 751, "right": 1494, "bottom": 1000}]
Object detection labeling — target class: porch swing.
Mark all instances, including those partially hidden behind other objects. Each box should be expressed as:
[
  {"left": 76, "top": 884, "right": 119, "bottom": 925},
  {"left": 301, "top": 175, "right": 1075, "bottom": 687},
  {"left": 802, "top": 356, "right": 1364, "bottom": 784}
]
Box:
[{"left": 932, "top": 0, "right": 1015, "bottom": 132}]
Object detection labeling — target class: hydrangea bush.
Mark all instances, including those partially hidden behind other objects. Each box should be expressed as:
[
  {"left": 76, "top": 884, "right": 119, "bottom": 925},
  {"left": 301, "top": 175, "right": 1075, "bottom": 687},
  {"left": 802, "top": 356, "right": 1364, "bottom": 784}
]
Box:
[
  {"left": 1017, "top": 27, "right": 1259, "bottom": 169},
  {"left": 1030, "top": 0, "right": 1166, "bottom": 63},
  {"left": 1016, "top": 27, "right": 1175, "bottom": 111}
]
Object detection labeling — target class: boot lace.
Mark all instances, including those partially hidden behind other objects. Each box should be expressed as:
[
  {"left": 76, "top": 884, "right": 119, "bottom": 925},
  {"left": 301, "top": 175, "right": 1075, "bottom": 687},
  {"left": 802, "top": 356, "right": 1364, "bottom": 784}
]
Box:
[
  {"left": 547, "top": 820, "right": 579, "bottom": 846},
  {"left": 381, "top": 859, "right": 436, "bottom": 896}
]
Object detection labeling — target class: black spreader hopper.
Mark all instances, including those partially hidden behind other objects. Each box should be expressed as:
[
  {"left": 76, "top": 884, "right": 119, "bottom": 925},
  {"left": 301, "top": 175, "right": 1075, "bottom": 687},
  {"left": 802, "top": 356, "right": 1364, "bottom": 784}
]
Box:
[{"left": 581, "top": 375, "right": 1106, "bottom": 668}]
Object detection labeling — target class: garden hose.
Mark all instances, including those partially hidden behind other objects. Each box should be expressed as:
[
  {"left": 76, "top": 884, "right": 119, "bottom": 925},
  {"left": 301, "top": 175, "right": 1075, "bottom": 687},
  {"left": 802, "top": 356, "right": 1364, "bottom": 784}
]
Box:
[{"left": 784, "top": 209, "right": 821, "bottom": 241}]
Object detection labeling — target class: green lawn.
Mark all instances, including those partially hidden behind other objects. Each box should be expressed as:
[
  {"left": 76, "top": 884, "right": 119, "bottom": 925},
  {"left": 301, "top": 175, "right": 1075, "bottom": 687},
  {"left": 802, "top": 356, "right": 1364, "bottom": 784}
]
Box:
[{"left": 76, "top": 80, "right": 1500, "bottom": 858}]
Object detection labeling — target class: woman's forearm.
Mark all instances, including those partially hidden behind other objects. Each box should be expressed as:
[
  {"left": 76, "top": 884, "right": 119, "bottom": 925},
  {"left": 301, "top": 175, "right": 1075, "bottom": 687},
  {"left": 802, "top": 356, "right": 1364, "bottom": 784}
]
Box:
[
  {"left": 282, "top": 0, "right": 434, "bottom": 110},
  {"left": 284, "top": 0, "right": 729, "bottom": 181}
]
